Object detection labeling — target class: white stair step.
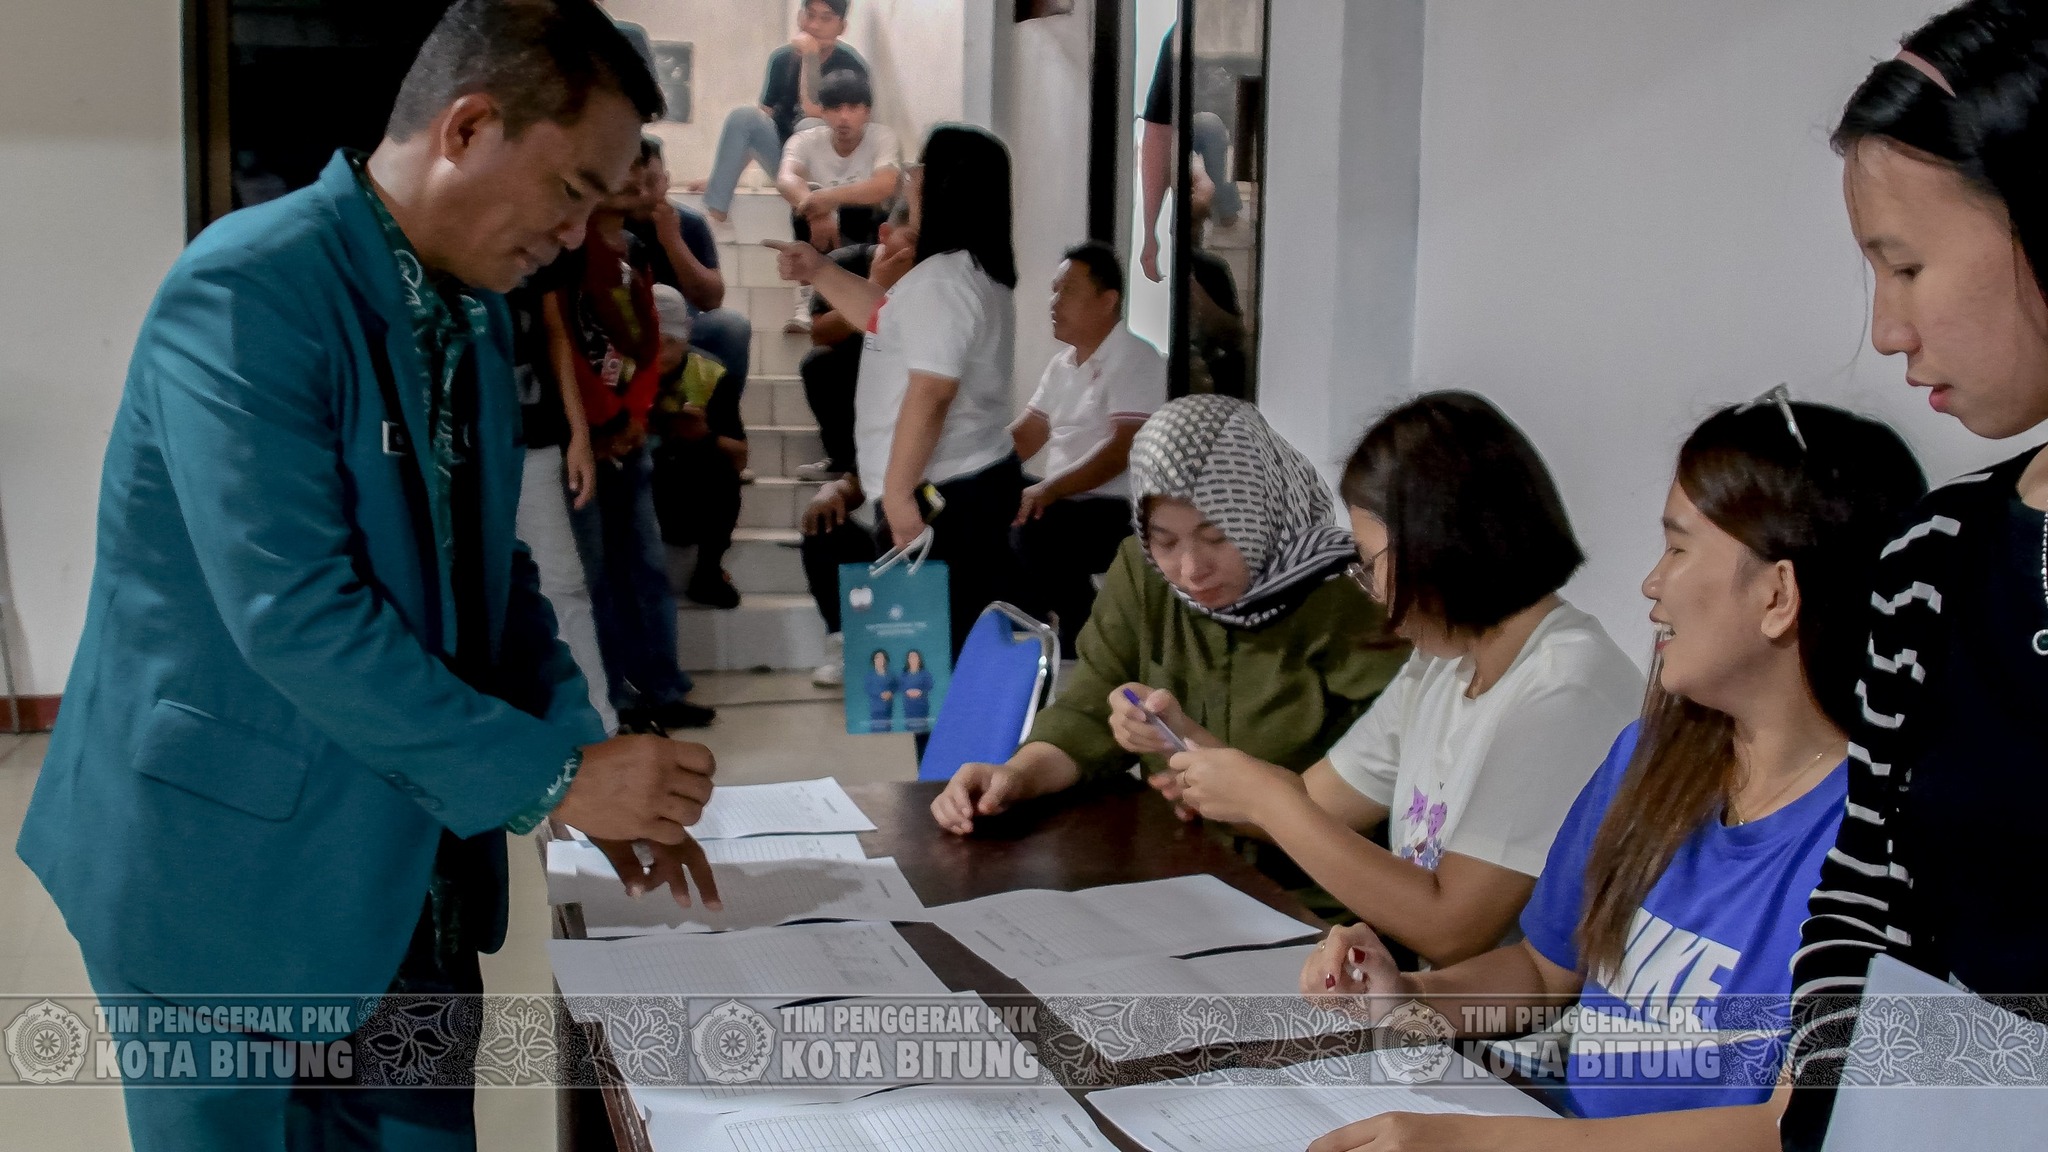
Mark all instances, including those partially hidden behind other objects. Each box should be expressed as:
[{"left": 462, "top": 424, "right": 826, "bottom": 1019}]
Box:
[
  {"left": 675, "top": 189, "right": 794, "bottom": 248},
  {"left": 750, "top": 329, "right": 810, "bottom": 377},
  {"left": 739, "top": 476, "right": 827, "bottom": 530},
  {"left": 674, "top": 593, "right": 828, "bottom": 673},
  {"left": 748, "top": 426, "right": 827, "bottom": 478},
  {"left": 736, "top": 375, "right": 810, "bottom": 431},
  {"left": 735, "top": 245, "right": 789, "bottom": 291},
  {"left": 726, "top": 527, "right": 808, "bottom": 595},
  {"left": 744, "top": 285, "right": 805, "bottom": 331}
]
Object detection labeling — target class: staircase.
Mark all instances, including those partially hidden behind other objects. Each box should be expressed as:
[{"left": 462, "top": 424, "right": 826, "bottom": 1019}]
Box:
[{"left": 669, "top": 188, "right": 831, "bottom": 673}]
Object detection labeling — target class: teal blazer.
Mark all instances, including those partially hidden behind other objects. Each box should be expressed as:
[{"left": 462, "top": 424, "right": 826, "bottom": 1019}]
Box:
[{"left": 16, "top": 153, "right": 604, "bottom": 1014}]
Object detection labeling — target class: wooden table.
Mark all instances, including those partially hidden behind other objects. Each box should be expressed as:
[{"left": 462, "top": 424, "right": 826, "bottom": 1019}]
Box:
[{"left": 554, "top": 780, "right": 1388, "bottom": 1152}]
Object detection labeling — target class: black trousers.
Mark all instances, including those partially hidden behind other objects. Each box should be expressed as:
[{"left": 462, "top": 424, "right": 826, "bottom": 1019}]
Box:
[
  {"left": 800, "top": 518, "right": 882, "bottom": 633},
  {"left": 650, "top": 436, "right": 742, "bottom": 582},
  {"left": 793, "top": 204, "right": 881, "bottom": 249},
  {"left": 876, "top": 456, "right": 1025, "bottom": 657},
  {"left": 799, "top": 339, "right": 861, "bottom": 476},
  {"left": 1013, "top": 494, "right": 1134, "bottom": 656}
]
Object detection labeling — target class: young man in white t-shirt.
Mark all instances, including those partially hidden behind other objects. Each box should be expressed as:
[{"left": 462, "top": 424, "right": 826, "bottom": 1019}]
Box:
[
  {"left": 1009, "top": 241, "right": 1167, "bottom": 654},
  {"left": 776, "top": 69, "right": 901, "bottom": 256}
]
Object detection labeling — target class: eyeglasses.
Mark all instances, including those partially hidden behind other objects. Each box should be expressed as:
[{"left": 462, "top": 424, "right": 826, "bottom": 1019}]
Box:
[
  {"left": 1736, "top": 384, "right": 1808, "bottom": 452},
  {"left": 1347, "top": 547, "right": 1388, "bottom": 596}
]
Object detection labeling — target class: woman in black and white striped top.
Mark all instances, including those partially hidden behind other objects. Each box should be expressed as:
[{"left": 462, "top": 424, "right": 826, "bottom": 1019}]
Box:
[{"left": 1783, "top": 4, "right": 2048, "bottom": 1148}]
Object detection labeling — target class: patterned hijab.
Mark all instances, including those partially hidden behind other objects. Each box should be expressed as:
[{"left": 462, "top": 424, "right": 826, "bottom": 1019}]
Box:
[{"left": 1128, "top": 395, "right": 1359, "bottom": 628}]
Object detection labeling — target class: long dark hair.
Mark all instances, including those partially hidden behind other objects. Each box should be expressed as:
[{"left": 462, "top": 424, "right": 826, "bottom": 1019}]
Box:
[
  {"left": 1575, "top": 402, "right": 1927, "bottom": 979},
  {"left": 1835, "top": 0, "right": 2048, "bottom": 302},
  {"left": 915, "top": 124, "right": 1018, "bottom": 289},
  {"left": 1339, "top": 391, "right": 1583, "bottom": 635}
]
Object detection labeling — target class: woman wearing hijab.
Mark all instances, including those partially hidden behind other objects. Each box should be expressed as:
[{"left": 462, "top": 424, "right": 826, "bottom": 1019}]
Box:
[
  {"left": 930, "top": 396, "right": 1409, "bottom": 850},
  {"left": 1167, "top": 392, "right": 1643, "bottom": 967}
]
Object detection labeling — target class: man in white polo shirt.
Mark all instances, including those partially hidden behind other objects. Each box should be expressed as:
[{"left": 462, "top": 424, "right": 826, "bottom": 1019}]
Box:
[{"left": 1010, "top": 241, "right": 1168, "bottom": 655}]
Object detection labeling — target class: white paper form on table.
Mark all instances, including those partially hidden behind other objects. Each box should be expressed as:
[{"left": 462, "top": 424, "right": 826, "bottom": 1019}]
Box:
[
  {"left": 928, "top": 875, "right": 1317, "bottom": 978},
  {"left": 550, "top": 856, "right": 930, "bottom": 935},
  {"left": 691, "top": 778, "right": 878, "bottom": 839},
  {"left": 1086, "top": 1049, "right": 1556, "bottom": 1152},
  {"left": 645, "top": 1086, "right": 1111, "bottom": 1152},
  {"left": 1025, "top": 944, "right": 1367, "bottom": 1061},
  {"left": 547, "top": 921, "right": 949, "bottom": 1019},
  {"left": 545, "top": 836, "right": 869, "bottom": 880},
  {"left": 561, "top": 778, "right": 877, "bottom": 841}
]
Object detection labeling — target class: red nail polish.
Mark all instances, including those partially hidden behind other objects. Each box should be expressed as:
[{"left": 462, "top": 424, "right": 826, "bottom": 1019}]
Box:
[
  {"left": 1349, "top": 947, "right": 1365, "bottom": 964},
  {"left": 1324, "top": 974, "right": 1335, "bottom": 989}
]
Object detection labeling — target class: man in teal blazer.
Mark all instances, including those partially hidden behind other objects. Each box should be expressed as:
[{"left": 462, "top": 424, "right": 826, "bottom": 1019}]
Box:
[{"left": 15, "top": 3, "right": 720, "bottom": 1147}]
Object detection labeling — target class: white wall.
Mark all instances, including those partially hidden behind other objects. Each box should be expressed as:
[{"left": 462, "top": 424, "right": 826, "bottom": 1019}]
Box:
[
  {"left": 852, "top": 0, "right": 969, "bottom": 149},
  {"left": 610, "top": 0, "right": 785, "bottom": 179},
  {"left": 1257, "top": 0, "right": 1425, "bottom": 479},
  {"left": 993, "top": 2, "right": 1098, "bottom": 403},
  {"left": 1409, "top": 0, "right": 1999, "bottom": 662},
  {"left": 0, "top": 0, "right": 186, "bottom": 696}
]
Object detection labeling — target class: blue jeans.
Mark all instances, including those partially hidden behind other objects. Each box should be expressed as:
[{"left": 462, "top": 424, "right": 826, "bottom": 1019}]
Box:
[
  {"left": 1192, "top": 111, "right": 1242, "bottom": 224},
  {"left": 702, "top": 107, "right": 822, "bottom": 215},
  {"left": 569, "top": 443, "right": 692, "bottom": 709}
]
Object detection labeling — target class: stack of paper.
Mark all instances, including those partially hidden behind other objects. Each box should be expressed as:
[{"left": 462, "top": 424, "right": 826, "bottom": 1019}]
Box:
[
  {"left": 1024, "top": 944, "right": 1366, "bottom": 1060},
  {"left": 1086, "top": 1049, "right": 1556, "bottom": 1152},
  {"left": 549, "top": 853, "right": 928, "bottom": 935},
  {"left": 929, "top": 875, "right": 1317, "bottom": 978},
  {"left": 547, "top": 835, "right": 868, "bottom": 876},
  {"left": 548, "top": 920, "right": 949, "bottom": 1015},
  {"left": 647, "top": 1086, "right": 1112, "bottom": 1151},
  {"left": 687, "top": 778, "right": 879, "bottom": 839},
  {"left": 564, "top": 778, "right": 877, "bottom": 842}
]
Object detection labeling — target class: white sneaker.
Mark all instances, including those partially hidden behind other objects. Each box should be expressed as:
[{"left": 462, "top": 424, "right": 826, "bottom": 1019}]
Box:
[
  {"left": 786, "top": 285, "right": 814, "bottom": 334},
  {"left": 812, "top": 632, "right": 844, "bottom": 688}
]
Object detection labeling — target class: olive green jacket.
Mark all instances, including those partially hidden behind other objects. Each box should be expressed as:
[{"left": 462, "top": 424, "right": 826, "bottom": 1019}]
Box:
[{"left": 1028, "top": 537, "right": 1409, "bottom": 782}]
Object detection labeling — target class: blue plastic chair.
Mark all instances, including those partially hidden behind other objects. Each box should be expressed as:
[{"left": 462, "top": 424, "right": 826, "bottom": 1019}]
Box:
[{"left": 917, "top": 603, "right": 1060, "bottom": 781}]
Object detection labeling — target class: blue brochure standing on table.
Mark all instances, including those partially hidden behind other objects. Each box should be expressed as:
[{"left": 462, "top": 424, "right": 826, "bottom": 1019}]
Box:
[{"left": 838, "top": 556, "right": 952, "bottom": 735}]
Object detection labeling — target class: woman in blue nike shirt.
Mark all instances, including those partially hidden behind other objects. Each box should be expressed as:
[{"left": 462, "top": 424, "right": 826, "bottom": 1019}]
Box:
[{"left": 1299, "top": 399, "right": 1925, "bottom": 1150}]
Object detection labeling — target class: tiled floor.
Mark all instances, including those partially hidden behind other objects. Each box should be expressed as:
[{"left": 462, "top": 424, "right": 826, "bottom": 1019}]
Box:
[{"left": 0, "top": 674, "right": 915, "bottom": 1149}]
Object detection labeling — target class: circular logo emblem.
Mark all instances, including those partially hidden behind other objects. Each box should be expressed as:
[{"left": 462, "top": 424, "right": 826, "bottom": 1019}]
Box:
[
  {"left": 1379, "top": 999, "right": 1455, "bottom": 1084},
  {"left": 691, "top": 1000, "right": 774, "bottom": 1086},
  {"left": 6, "top": 1000, "right": 91, "bottom": 1085}
]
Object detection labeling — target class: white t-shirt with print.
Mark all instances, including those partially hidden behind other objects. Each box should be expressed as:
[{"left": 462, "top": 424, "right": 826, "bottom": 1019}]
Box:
[
  {"left": 854, "top": 249, "right": 1016, "bottom": 505},
  {"left": 783, "top": 122, "right": 903, "bottom": 190},
  {"left": 1327, "top": 601, "right": 1644, "bottom": 877},
  {"left": 1023, "top": 322, "right": 1167, "bottom": 499}
]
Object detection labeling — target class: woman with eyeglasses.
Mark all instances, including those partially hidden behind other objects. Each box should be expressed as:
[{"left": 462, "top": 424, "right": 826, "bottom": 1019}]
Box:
[
  {"left": 1294, "top": 400, "right": 1925, "bottom": 1152},
  {"left": 1167, "top": 392, "right": 1642, "bottom": 967},
  {"left": 929, "top": 396, "right": 1408, "bottom": 861},
  {"left": 1783, "top": 6, "right": 2048, "bottom": 1147}
]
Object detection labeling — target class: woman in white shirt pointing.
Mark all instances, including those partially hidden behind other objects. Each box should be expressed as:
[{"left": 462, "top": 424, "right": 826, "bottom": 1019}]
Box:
[
  {"left": 772, "top": 124, "right": 1021, "bottom": 652},
  {"left": 1164, "top": 391, "right": 1644, "bottom": 966}
]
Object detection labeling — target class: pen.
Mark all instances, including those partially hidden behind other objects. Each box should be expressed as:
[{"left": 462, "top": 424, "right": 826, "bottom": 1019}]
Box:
[{"left": 1121, "top": 688, "right": 1189, "bottom": 753}]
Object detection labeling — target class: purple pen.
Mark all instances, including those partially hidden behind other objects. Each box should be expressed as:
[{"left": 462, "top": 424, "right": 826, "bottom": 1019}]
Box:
[{"left": 1121, "top": 688, "right": 1189, "bottom": 753}]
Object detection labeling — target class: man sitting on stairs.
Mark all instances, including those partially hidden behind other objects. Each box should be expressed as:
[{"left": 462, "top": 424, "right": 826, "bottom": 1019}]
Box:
[
  {"left": 776, "top": 68, "right": 901, "bottom": 333},
  {"left": 627, "top": 135, "right": 754, "bottom": 488},
  {"left": 649, "top": 285, "right": 745, "bottom": 609}
]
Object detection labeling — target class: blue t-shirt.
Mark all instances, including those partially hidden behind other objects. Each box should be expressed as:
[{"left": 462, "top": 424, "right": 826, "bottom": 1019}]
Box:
[{"left": 1519, "top": 721, "right": 1846, "bottom": 1119}]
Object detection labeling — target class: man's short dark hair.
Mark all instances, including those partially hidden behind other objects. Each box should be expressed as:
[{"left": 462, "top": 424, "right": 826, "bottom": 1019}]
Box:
[
  {"left": 386, "top": 0, "right": 664, "bottom": 141},
  {"left": 818, "top": 70, "right": 872, "bottom": 110},
  {"left": 1061, "top": 240, "right": 1123, "bottom": 299},
  {"left": 807, "top": 0, "right": 852, "bottom": 19},
  {"left": 1340, "top": 391, "right": 1584, "bottom": 635}
]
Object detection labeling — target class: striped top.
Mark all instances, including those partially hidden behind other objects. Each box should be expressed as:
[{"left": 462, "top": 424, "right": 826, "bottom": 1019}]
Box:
[{"left": 1780, "top": 446, "right": 2042, "bottom": 1150}]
